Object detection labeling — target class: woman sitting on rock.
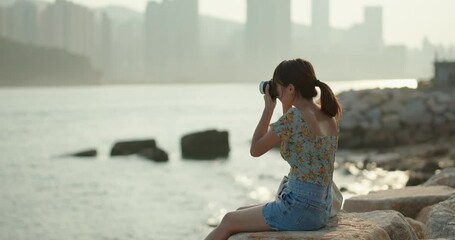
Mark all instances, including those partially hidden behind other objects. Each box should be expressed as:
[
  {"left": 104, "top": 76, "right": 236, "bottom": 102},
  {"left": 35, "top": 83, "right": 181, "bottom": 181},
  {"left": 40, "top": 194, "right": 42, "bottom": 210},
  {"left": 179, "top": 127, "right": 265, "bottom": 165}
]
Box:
[{"left": 205, "top": 58, "right": 342, "bottom": 240}]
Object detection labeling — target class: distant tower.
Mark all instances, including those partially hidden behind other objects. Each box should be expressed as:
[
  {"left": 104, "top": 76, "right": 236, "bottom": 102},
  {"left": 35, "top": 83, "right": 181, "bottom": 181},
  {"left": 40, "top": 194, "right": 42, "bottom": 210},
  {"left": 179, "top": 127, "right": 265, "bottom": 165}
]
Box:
[
  {"left": 144, "top": 0, "right": 199, "bottom": 80},
  {"left": 246, "top": 0, "right": 291, "bottom": 63},
  {"left": 364, "top": 6, "right": 383, "bottom": 48},
  {"left": 8, "top": 1, "right": 39, "bottom": 45},
  {"left": 145, "top": 1, "right": 162, "bottom": 71},
  {"left": 311, "top": 0, "right": 330, "bottom": 49},
  {"left": 41, "top": 0, "right": 95, "bottom": 60}
]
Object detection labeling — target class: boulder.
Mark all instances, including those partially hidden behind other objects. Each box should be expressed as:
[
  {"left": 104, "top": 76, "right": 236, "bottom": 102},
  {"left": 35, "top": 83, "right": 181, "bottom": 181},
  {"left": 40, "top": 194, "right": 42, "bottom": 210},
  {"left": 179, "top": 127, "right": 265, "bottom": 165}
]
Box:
[
  {"left": 138, "top": 147, "right": 168, "bottom": 162},
  {"left": 425, "top": 195, "right": 455, "bottom": 239},
  {"left": 110, "top": 139, "right": 169, "bottom": 162},
  {"left": 229, "top": 211, "right": 390, "bottom": 240},
  {"left": 336, "top": 88, "right": 455, "bottom": 149},
  {"left": 406, "top": 171, "right": 434, "bottom": 186},
  {"left": 415, "top": 205, "right": 434, "bottom": 224},
  {"left": 353, "top": 211, "right": 417, "bottom": 240},
  {"left": 405, "top": 218, "right": 425, "bottom": 240},
  {"left": 343, "top": 186, "right": 455, "bottom": 218},
  {"left": 110, "top": 139, "right": 156, "bottom": 156},
  {"left": 181, "top": 129, "right": 229, "bottom": 160},
  {"left": 229, "top": 210, "right": 420, "bottom": 240},
  {"left": 423, "top": 167, "right": 455, "bottom": 188}
]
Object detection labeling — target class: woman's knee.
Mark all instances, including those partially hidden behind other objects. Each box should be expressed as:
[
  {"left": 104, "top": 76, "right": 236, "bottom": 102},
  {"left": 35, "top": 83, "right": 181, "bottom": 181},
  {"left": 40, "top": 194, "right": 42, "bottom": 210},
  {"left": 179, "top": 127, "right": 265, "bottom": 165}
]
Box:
[
  {"left": 219, "top": 211, "right": 237, "bottom": 232},
  {"left": 221, "top": 211, "right": 235, "bottom": 225}
]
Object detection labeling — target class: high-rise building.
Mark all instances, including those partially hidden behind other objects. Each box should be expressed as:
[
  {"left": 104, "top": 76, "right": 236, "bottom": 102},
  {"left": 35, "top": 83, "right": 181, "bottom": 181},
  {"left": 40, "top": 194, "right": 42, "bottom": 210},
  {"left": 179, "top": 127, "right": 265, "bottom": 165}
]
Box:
[
  {"left": 144, "top": 0, "right": 199, "bottom": 79},
  {"left": 311, "top": 0, "right": 330, "bottom": 49},
  {"left": 246, "top": 0, "right": 291, "bottom": 62},
  {"left": 7, "top": 1, "right": 39, "bottom": 45},
  {"left": 41, "top": 0, "right": 95, "bottom": 59},
  {"left": 40, "top": 0, "right": 66, "bottom": 49},
  {"left": 145, "top": 1, "right": 162, "bottom": 71},
  {"left": 364, "top": 6, "right": 383, "bottom": 48}
]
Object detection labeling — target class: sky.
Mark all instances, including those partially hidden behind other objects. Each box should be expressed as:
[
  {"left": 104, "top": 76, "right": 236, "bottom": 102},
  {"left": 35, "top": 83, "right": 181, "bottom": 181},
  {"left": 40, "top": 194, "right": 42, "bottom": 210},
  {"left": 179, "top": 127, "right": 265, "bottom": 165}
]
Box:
[{"left": 41, "top": 0, "right": 455, "bottom": 49}]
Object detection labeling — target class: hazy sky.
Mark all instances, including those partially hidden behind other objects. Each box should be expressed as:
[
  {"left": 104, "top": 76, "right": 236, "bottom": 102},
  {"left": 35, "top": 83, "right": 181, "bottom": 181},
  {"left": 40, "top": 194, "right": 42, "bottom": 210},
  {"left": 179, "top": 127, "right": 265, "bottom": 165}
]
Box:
[{"left": 42, "top": 0, "right": 455, "bottom": 48}]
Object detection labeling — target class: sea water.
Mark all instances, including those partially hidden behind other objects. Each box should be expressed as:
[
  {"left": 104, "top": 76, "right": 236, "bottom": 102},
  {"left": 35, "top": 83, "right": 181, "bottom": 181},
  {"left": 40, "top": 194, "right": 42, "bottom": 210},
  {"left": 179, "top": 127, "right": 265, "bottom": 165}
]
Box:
[{"left": 0, "top": 80, "right": 416, "bottom": 240}]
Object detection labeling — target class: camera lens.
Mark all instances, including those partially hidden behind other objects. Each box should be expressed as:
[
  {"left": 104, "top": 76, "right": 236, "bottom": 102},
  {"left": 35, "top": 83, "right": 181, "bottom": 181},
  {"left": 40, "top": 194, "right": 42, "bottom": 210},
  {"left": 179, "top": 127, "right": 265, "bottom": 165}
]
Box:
[
  {"left": 259, "top": 80, "right": 277, "bottom": 99},
  {"left": 259, "top": 81, "right": 268, "bottom": 94}
]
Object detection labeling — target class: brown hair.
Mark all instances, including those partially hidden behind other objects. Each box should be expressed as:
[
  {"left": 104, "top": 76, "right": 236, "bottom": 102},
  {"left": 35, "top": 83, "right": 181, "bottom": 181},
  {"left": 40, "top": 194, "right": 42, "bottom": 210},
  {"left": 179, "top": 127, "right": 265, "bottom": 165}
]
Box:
[{"left": 272, "top": 58, "right": 342, "bottom": 120}]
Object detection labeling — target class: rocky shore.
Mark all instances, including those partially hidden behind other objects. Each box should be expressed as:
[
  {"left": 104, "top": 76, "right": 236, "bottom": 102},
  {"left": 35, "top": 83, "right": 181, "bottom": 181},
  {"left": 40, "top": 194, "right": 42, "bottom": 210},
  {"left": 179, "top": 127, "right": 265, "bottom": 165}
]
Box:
[
  {"left": 229, "top": 87, "right": 455, "bottom": 240},
  {"left": 230, "top": 168, "right": 455, "bottom": 240},
  {"left": 337, "top": 88, "right": 455, "bottom": 149}
]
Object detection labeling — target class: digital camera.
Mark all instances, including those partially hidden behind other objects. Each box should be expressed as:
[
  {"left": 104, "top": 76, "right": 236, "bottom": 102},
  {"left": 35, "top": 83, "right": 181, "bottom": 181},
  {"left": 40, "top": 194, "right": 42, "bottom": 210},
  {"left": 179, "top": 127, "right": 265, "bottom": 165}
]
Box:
[{"left": 259, "top": 80, "right": 278, "bottom": 99}]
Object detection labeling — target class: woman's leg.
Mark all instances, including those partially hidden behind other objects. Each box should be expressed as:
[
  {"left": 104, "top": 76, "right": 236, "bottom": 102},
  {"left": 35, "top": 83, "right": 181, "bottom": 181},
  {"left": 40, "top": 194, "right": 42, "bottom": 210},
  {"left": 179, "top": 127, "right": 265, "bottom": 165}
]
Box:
[
  {"left": 236, "top": 203, "right": 264, "bottom": 211},
  {"left": 205, "top": 204, "right": 272, "bottom": 240}
]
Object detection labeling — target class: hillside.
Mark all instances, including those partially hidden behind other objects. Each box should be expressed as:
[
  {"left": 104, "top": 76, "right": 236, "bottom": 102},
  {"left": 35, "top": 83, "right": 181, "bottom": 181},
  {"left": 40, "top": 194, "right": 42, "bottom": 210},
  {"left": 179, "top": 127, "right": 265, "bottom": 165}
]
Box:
[{"left": 0, "top": 37, "right": 101, "bottom": 86}]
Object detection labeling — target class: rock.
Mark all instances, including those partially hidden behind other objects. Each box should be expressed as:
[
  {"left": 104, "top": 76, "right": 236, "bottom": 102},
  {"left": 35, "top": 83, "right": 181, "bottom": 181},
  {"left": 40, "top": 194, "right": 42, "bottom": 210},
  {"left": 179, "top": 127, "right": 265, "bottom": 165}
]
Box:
[
  {"left": 426, "top": 97, "right": 447, "bottom": 114},
  {"left": 229, "top": 211, "right": 390, "bottom": 240},
  {"left": 66, "top": 148, "right": 97, "bottom": 157},
  {"left": 339, "top": 112, "right": 361, "bottom": 129},
  {"left": 399, "top": 100, "right": 431, "bottom": 126},
  {"left": 405, "top": 218, "right": 425, "bottom": 240},
  {"left": 138, "top": 147, "right": 168, "bottom": 162},
  {"left": 343, "top": 186, "right": 455, "bottom": 218},
  {"left": 229, "top": 210, "right": 420, "bottom": 240},
  {"left": 337, "top": 88, "right": 455, "bottom": 149},
  {"left": 110, "top": 139, "right": 156, "bottom": 156},
  {"left": 110, "top": 139, "right": 169, "bottom": 162},
  {"left": 381, "top": 114, "right": 400, "bottom": 130},
  {"left": 423, "top": 167, "right": 455, "bottom": 188},
  {"left": 425, "top": 195, "right": 455, "bottom": 239},
  {"left": 415, "top": 205, "right": 434, "bottom": 224},
  {"left": 423, "top": 147, "right": 450, "bottom": 158},
  {"left": 181, "top": 129, "right": 229, "bottom": 160},
  {"left": 353, "top": 211, "right": 418, "bottom": 240},
  {"left": 406, "top": 171, "right": 434, "bottom": 186},
  {"left": 382, "top": 101, "right": 401, "bottom": 114}
]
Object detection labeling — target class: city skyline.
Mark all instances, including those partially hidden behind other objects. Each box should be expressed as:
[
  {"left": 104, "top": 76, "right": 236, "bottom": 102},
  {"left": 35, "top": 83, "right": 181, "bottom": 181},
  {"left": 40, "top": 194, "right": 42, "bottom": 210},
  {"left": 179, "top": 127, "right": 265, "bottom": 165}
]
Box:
[
  {"left": 36, "top": 0, "right": 455, "bottom": 49},
  {"left": 1, "top": 0, "right": 454, "bottom": 85}
]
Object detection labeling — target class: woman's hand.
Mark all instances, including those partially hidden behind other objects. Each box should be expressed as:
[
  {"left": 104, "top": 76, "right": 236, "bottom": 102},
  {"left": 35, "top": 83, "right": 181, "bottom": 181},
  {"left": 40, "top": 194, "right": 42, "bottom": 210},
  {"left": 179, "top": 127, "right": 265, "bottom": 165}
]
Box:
[
  {"left": 264, "top": 84, "right": 276, "bottom": 110},
  {"left": 251, "top": 84, "right": 280, "bottom": 157}
]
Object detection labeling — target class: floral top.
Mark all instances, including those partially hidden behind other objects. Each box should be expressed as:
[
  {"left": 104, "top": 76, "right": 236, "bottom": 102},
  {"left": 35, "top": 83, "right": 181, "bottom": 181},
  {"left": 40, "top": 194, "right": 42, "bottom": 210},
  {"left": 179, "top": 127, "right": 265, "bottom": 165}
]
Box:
[{"left": 270, "top": 108, "right": 339, "bottom": 186}]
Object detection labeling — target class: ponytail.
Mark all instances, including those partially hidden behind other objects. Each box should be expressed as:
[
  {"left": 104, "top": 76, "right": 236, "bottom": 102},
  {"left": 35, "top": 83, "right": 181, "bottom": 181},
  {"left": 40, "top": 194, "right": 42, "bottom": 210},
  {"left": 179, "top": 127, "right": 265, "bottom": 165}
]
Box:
[
  {"left": 272, "top": 58, "right": 342, "bottom": 121},
  {"left": 317, "top": 81, "right": 342, "bottom": 121}
]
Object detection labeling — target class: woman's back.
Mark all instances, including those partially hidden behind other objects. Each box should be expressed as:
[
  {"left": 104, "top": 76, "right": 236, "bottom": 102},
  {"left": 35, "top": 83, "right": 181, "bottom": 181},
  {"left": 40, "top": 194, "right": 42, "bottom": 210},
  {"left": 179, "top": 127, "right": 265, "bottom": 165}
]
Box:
[
  {"left": 297, "top": 105, "right": 338, "bottom": 137},
  {"left": 270, "top": 107, "right": 338, "bottom": 186}
]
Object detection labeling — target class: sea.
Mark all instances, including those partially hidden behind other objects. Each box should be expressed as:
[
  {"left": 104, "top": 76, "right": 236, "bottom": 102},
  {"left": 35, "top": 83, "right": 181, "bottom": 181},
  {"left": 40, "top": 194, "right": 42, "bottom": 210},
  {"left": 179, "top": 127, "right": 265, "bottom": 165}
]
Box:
[{"left": 0, "top": 79, "right": 416, "bottom": 240}]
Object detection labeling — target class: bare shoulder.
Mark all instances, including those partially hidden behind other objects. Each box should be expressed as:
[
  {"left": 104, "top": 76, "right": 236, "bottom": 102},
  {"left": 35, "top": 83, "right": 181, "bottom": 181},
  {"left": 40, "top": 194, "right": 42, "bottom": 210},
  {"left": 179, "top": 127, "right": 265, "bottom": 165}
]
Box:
[{"left": 316, "top": 110, "right": 338, "bottom": 136}]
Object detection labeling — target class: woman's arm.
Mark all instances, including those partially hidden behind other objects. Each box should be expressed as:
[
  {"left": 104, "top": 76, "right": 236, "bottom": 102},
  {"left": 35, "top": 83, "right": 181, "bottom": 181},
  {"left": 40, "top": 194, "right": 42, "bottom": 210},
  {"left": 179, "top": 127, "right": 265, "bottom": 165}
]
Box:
[{"left": 250, "top": 86, "right": 280, "bottom": 157}]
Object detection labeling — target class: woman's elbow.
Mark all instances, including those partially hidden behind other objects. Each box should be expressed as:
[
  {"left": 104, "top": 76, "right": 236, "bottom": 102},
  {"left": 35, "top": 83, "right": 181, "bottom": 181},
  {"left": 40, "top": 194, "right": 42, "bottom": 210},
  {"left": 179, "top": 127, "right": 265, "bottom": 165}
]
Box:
[{"left": 250, "top": 147, "right": 262, "bottom": 157}]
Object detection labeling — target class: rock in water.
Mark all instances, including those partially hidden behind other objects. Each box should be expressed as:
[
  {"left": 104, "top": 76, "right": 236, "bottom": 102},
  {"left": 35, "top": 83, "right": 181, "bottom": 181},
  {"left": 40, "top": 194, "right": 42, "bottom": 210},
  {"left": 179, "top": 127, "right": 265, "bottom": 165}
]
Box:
[
  {"left": 110, "top": 139, "right": 156, "bottom": 156},
  {"left": 67, "top": 149, "right": 97, "bottom": 157},
  {"left": 181, "top": 129, "right": 229, "bottom": 160},
  {"left": 139, "top": 147, "right": 168, "bottom": 162}
]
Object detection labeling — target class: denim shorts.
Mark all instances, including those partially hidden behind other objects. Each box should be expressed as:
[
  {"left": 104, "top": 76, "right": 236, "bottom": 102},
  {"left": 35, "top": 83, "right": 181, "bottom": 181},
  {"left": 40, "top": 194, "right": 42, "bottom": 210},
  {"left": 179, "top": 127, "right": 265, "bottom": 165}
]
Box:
[{"left": 262, "top": 178, "right": 332, "bottom": 231}]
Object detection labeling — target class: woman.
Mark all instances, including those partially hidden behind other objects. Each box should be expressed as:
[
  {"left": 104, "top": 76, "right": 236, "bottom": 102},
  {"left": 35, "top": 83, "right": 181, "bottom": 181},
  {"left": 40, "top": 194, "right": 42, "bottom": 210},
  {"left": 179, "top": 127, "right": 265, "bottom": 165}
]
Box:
[{"left": 205, "top": 58, "right": 342, "bottom": 240}]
